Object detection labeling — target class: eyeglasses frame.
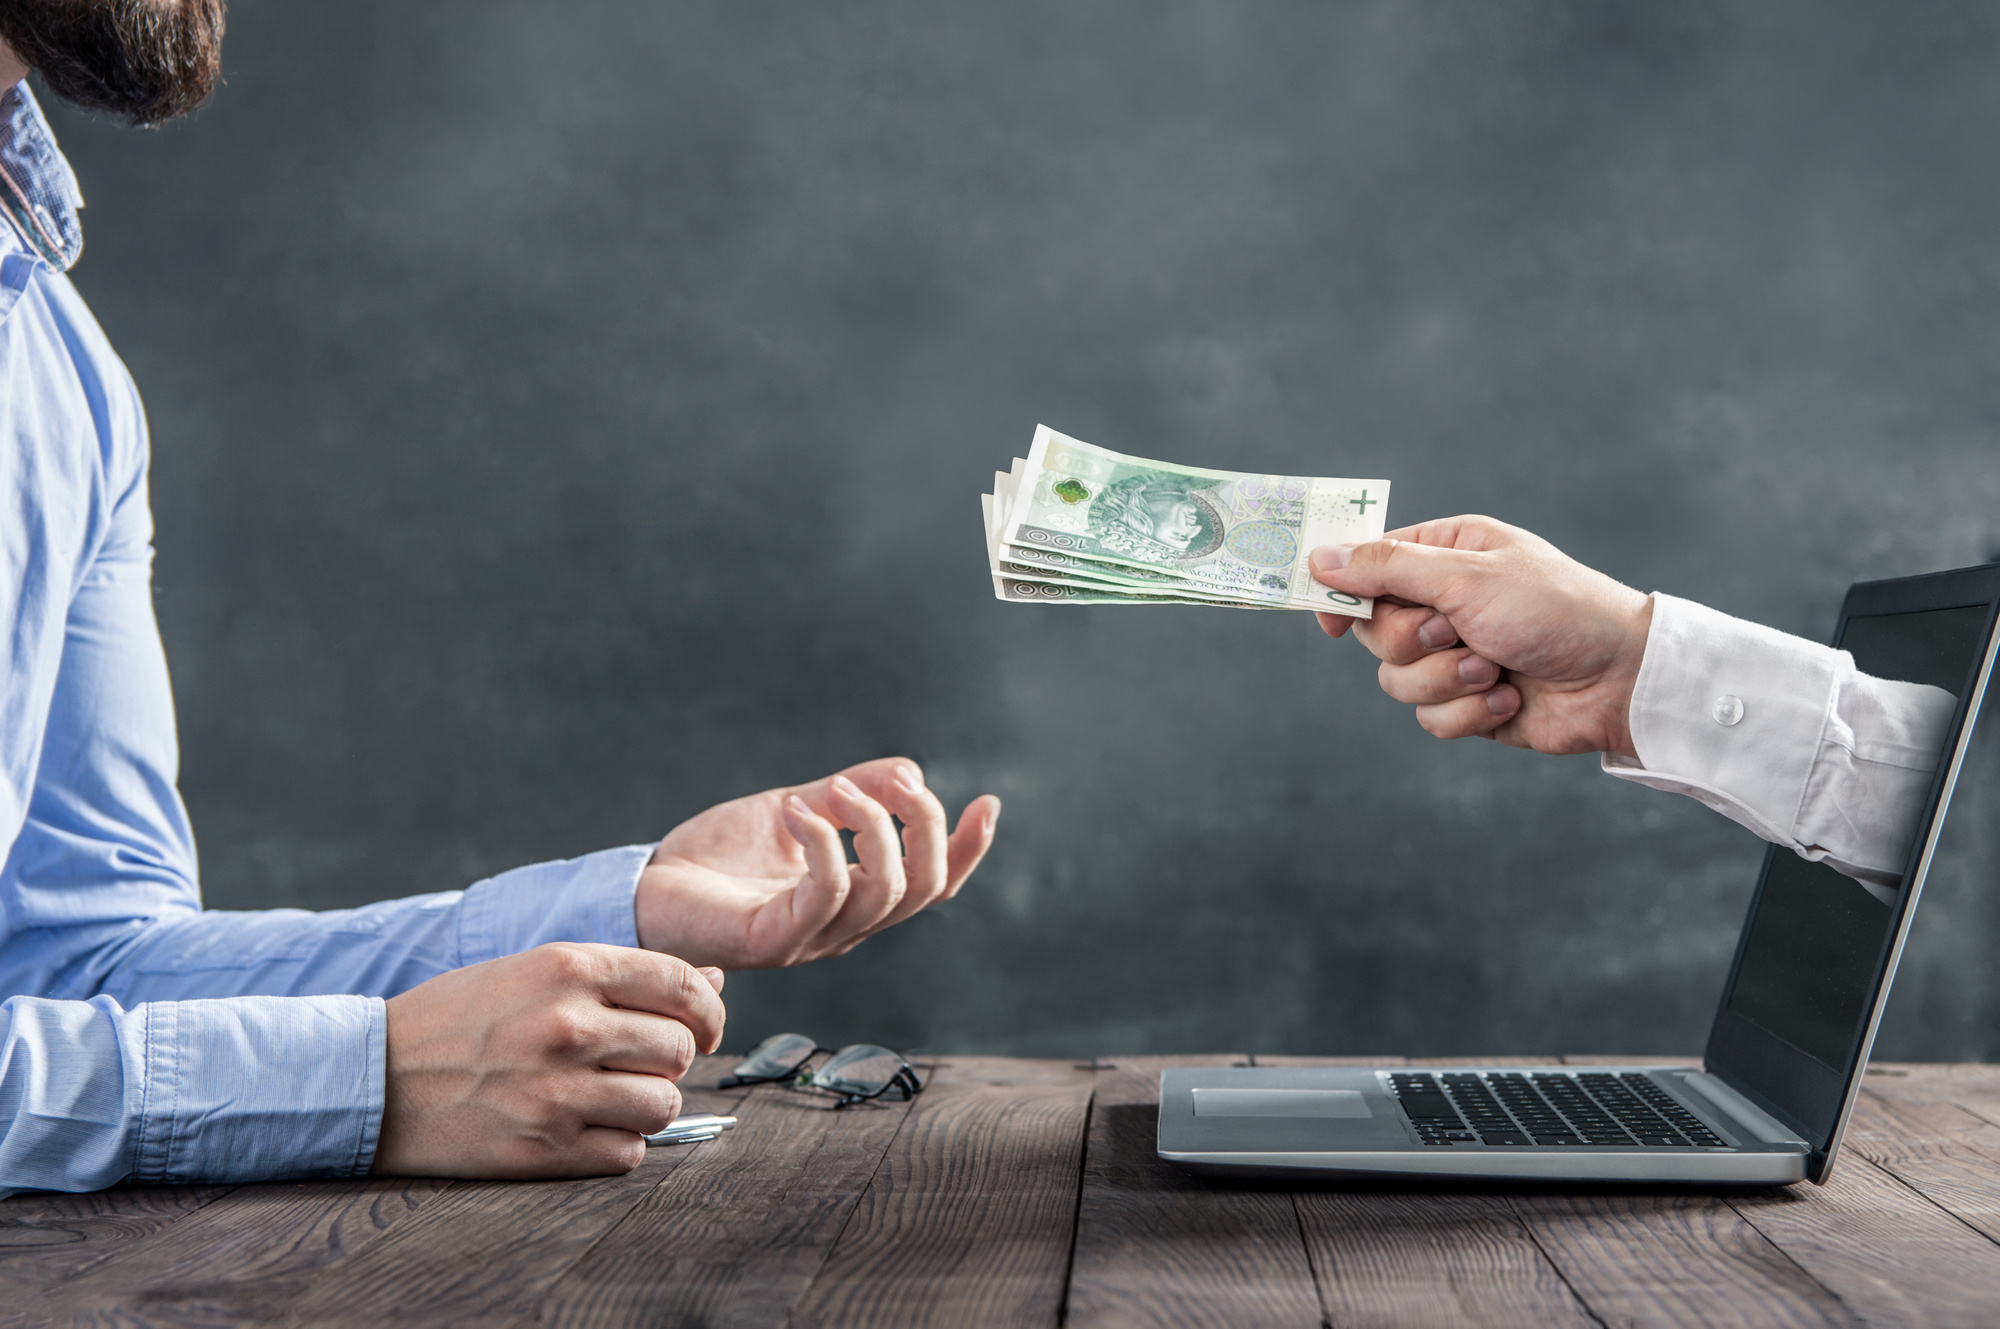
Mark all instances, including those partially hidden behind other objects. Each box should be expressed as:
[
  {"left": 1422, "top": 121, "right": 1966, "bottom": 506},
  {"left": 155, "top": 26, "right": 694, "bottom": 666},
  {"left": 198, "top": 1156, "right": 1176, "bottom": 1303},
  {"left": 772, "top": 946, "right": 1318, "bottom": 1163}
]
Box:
[{"left": 716, "top": 1038, "right": 927, "bottom": 1109}]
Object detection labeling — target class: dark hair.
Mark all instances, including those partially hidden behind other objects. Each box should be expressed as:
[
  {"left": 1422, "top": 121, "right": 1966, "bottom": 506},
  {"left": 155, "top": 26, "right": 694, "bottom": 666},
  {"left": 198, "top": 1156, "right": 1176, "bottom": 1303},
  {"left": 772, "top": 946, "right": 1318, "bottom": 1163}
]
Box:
[{"left": 0, "top": 0, "right": 226, "bottom": 126}]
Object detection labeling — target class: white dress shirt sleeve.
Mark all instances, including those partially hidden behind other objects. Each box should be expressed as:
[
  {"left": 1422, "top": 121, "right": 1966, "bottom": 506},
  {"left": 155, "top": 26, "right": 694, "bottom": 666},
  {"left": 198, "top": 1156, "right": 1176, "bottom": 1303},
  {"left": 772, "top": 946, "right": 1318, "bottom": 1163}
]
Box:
[{"left": 1602, "top": 593, "right": 1956, "bottom": 887}]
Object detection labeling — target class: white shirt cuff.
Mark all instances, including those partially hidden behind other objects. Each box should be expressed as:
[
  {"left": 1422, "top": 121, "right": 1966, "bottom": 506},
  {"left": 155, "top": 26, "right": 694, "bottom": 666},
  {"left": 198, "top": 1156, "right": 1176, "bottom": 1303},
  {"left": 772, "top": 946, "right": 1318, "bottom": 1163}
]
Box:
[
  {"left": 1602, "top": 593, "right": 1953, "bottom": 886},
  {"left": 1602, "top": 593, "right": 1840, "bottom": 846}
]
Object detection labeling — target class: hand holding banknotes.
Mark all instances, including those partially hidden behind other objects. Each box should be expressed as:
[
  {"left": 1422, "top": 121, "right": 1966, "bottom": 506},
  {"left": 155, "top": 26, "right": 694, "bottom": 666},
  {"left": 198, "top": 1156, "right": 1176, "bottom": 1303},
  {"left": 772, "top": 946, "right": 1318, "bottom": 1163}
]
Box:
[
  {"left": 635, "top": 758, "right": 1002, "bottom": 969},
  {"left": 1309, "top": 515, "right": 1654, "bottom": 758}
]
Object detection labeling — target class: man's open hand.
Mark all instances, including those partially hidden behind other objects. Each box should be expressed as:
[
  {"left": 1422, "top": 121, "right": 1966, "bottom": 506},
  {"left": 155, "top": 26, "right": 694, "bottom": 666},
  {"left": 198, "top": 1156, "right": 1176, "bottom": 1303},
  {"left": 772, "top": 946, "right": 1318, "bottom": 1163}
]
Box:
[
  {"left": 373, "top": 943, "right": 725, "bottom": 1179},
  {"left": 1310, "top": 515, "right": 1654, "bottom": 758},
  {"left": 634, "top": 758, "right": 1001, "bottom": 970}
]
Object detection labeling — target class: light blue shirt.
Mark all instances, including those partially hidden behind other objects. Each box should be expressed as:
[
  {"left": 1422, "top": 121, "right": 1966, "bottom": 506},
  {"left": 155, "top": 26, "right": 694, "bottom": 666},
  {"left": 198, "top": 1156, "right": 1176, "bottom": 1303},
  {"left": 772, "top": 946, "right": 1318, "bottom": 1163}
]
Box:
[{"left": 0, "top": 81, "right": 650, "bottom": 1194}]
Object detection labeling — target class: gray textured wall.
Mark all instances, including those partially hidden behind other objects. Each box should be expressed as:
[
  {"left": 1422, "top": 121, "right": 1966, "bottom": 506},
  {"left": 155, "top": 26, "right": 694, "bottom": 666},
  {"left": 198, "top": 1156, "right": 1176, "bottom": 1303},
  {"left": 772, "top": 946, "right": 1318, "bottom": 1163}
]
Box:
[{"left": 41, "top": 0, "right": 2000, "bottom": 1059}]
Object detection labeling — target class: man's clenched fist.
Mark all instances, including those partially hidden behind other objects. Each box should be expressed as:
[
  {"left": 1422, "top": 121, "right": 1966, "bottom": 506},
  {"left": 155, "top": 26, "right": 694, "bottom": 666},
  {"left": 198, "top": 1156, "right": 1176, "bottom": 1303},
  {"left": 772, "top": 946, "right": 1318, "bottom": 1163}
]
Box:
[{"left": 372, "top": 943, "right": 726, "bottom": 1179}]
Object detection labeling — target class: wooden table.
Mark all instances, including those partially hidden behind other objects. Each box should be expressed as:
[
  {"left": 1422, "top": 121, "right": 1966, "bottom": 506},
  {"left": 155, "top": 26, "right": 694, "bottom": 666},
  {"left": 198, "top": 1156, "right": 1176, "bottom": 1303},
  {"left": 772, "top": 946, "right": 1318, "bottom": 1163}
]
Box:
[{"left": 5, "top": 1054, "right": 2000, "bottom": 1327}]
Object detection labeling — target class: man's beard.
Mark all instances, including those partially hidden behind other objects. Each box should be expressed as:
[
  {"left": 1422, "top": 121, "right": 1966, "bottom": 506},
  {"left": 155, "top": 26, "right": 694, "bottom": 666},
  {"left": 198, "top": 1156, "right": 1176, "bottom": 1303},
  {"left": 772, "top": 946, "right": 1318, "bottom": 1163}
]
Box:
[{"left": 0, "top": 0, "right": 225, "bottom": 126}]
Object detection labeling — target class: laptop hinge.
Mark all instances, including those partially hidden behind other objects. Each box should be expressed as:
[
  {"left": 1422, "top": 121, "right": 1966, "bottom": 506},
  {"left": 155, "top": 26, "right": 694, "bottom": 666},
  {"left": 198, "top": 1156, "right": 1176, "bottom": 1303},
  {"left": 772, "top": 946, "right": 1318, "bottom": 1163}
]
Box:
[{"left": 1676, "top": 1070, "right": 1809, "bottom": 1145}]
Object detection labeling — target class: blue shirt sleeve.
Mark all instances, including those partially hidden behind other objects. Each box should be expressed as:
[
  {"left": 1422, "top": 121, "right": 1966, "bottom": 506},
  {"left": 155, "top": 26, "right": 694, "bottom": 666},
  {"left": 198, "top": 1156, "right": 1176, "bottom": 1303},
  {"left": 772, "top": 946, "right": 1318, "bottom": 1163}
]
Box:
[
  {"left": 0, "top": 992, "right": 384, "bottom": 1196},
  {"left": 0, "top": 239, "right": 654, "bottom": 1193}
]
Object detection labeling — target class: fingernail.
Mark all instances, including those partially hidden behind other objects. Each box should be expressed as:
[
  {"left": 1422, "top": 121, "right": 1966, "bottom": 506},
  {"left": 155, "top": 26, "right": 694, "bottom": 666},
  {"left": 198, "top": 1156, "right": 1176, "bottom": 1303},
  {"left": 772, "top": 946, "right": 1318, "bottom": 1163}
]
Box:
[
  {"left": 830, "top": 775, "right": 859, "bottom": 797},
  {"left": 1458, "top": 654, "right": 1498, "bottom": 685},
  {"left": 1486, "top": 688, "right": 1517, "bottom": 715},
  {"left": 895, "top": 764, "right": 924, "bottom": 792},
  {"left": 786, "top": 794, "right": 813, "bottom": 817},
  {"left": 1418, "top": 614, "right": 1456, "bottom": 650},
  {"left": 1310, "top": 545, "right": 1355, "bottom": 575},
  {"left": 698, "top": 966, "right": 724, "bottom": 988}
]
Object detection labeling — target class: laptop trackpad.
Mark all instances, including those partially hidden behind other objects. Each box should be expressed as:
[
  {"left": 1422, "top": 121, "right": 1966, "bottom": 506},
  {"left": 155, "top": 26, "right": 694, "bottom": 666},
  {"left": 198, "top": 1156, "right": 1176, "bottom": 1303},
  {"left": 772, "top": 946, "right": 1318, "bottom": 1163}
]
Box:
[{"left": 1191, "top": 1088, "right": 1371, "bottom": 1119}]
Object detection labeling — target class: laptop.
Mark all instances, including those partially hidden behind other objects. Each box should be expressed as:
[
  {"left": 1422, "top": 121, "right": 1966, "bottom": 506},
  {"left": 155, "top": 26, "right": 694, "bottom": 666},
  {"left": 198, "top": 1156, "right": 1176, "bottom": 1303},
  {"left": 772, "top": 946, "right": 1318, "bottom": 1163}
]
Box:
[{"left": 1159, "top": 563, "right": 2000, "bottom": 1186}]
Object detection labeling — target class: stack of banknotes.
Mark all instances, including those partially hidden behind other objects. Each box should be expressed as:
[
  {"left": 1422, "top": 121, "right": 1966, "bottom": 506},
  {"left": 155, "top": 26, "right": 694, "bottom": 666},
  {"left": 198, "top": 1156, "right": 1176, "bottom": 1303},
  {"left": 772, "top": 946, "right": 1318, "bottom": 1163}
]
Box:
[{"left": 981, "top": 425, "right": 1391, "bottom": 618}]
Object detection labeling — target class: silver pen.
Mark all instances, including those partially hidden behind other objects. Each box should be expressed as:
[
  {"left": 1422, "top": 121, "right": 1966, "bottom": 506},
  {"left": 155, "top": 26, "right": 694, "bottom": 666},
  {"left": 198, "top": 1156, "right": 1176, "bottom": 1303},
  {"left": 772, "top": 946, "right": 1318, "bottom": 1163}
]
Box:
[{"left": 643, "top": 1112, "right": 737, "bottom": 1146}]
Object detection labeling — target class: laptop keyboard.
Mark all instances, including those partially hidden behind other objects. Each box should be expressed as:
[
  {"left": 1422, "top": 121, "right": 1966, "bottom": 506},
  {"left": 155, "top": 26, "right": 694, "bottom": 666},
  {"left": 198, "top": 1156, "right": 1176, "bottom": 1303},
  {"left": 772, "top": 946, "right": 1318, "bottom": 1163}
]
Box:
[{"left": 1389, "top": 1071, "right": 1728, "bottom": 1148}]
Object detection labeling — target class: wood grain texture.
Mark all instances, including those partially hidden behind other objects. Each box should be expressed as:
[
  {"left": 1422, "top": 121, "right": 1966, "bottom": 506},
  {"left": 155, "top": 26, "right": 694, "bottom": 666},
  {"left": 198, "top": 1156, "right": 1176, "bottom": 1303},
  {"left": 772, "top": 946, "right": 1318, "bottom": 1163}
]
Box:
[
  {"left": 1298, "top": 1190, "right": 1596, "bottom": 1329},
  {"left": 1861, "top": 1063, "right": 2000, "bottom": 1120},
  {"left": 16, "top": 1057, "right": 2000, "bottom": 1328},
  {"left": 256, "top": 1056, "right": 746, "bottom": 1328},
  {"left": 1508, "top": 1191, "right": 1855, "bottom": 1328},
  {"left": 1727, "top": 1154, "right": 2000, "bottom": 1328},
  {"left": 10, "top": 1176, "right": 452, "bottom": 1329},
  {"left": 786, "top": 1057, "right": 1093, "bottom": 1329},
  {"left": 0, "top": 1185, "right": 231, "bottom": 1300},
  {"left": 522, "top": 1080, "right": 919, "bottom": 1329},
  {"left": 1845, "top": 1093, "right": 2000, "bottom": 1243},
  {"left": 1065, "top": 1056, "right": 1321, "bottom": 1329}
]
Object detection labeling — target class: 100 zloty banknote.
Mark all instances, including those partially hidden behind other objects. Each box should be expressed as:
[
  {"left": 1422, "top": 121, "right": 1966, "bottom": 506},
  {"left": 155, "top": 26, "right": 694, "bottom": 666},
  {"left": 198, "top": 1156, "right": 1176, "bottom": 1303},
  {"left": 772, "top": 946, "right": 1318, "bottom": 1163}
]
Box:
[{"left": 982, "top": 426, "right": 1389, "bottom": 617}]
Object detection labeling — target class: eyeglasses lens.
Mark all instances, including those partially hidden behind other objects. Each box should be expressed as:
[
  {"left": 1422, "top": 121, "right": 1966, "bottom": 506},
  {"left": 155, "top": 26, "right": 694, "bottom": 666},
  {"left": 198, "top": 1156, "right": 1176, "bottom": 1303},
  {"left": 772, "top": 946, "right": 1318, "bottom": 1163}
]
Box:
[
  {"left": 733, "top": 1032, "right": 818, "bottom": 1079},
  {"left": 811, "top": 1045, "right": 911, "bottom": 1098}
]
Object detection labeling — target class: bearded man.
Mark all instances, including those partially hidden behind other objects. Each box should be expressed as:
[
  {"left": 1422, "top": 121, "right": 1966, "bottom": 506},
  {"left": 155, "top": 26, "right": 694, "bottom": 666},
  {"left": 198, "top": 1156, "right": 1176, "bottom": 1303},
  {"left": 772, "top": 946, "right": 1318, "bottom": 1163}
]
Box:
[{"left": 0, "top": 3, "right": 1000, "bottom": 1193}]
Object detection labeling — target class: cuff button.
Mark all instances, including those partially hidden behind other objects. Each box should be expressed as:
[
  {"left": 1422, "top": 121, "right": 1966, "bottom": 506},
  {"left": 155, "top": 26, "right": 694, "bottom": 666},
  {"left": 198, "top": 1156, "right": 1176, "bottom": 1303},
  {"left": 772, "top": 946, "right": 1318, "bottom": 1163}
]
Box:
[{"left": 1712, "top": 694, "right": 1745, "bottom": 726}]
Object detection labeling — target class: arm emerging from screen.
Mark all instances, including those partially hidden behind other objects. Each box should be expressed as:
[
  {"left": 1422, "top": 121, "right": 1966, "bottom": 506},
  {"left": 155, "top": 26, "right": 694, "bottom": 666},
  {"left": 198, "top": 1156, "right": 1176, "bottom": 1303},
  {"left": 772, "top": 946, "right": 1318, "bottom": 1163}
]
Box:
[{"left": 1307, "top": 516, "right": 1956, "bottom": 887}]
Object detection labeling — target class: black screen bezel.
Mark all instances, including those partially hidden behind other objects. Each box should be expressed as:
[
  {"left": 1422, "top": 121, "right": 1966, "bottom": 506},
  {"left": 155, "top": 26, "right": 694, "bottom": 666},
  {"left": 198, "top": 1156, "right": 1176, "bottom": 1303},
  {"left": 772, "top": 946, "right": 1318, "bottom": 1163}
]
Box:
[{"left": 1702, "top": 565, "right": 2000, "bottom": 1182}]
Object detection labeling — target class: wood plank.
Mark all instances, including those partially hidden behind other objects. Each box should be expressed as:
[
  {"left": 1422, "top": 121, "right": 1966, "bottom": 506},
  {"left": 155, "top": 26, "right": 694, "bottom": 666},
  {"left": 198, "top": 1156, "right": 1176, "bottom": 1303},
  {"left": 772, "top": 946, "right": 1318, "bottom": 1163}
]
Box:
[
  {"left": 1508, "top": 1191, "right": 1853, "bottom": 1328},
  {"left": 1845, "top": 1092, "right": 2000, "bottom": 1243},
  {"left": 1065, "top": 1055, "right": 1321, "bottom": 1329},
  {"left": 522, "top": 1078, "right": 919, "bottom": 1328},
  {"left": 239, "top": 1056, "right": 748, "bottom": 1327},
  {"left": 11, "top": 1176, "right": 454, "bottom": 1329},
  {"left": 1298, "top": 1190, "right": 1596, "bottom": 1329},
  {"left": 786, "top": 1057, "right": 1093, "bottom": 1329},
  {"left": 0, "top": 1185, "right": 231, "bottom": 1299},
  {"left": 1861, "top": 1063, "right": 2000, "bottom": 1122},
  {"left": 1727, "top": 1152, "right": 2000, "bottom": 1326}
]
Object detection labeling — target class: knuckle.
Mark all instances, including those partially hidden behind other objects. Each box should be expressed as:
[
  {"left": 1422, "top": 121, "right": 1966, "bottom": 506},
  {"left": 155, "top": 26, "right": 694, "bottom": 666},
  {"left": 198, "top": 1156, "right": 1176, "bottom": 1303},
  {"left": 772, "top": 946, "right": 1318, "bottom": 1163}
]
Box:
[
  {"left": 533, "top": 1006, "right": 598, "bottom": 1055},
  {"left": 663, "top": 958, "right": 708, "bottom": 1011},
  {"left": 659, "top": 1023, "right": 697, "bottom": 1078},
  {"left": 530, "top": 942, "right": 596, "bottom": 986},
  {"left": 1378, "top": 662, "right": 1422, "bottom": 703},
  {"left": 603, "top": 1138, "right": 647, "bottom": 1174},
  {"left": 630, "top": 1082, "right": 682, "bottom": 1137}
]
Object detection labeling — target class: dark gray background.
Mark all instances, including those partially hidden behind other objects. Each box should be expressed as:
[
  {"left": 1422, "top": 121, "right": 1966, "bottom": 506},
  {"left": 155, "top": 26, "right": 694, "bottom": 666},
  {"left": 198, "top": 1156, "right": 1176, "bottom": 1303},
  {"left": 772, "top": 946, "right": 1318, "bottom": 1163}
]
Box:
[{"left": 41, "top": 0, "right": 2000, "bottom": 1058}]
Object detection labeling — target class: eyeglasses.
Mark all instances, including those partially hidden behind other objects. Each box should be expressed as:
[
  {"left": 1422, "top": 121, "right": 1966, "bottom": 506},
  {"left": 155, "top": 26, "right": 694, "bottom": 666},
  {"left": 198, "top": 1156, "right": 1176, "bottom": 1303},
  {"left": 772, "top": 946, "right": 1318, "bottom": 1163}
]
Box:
[{"left": 717, "top": 1032, "right": 925, "bottom": 1108}]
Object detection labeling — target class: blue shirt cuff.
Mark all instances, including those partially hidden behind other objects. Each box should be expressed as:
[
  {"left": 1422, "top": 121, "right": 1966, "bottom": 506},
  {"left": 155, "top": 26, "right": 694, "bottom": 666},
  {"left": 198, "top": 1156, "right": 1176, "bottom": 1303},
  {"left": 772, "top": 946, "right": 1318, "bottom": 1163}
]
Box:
[
  {"left": 454, "top": 843, "right": 650, "bottom": 968},
  {"left": 132, "top": 993, "right": 385, "bottom": 1184}
]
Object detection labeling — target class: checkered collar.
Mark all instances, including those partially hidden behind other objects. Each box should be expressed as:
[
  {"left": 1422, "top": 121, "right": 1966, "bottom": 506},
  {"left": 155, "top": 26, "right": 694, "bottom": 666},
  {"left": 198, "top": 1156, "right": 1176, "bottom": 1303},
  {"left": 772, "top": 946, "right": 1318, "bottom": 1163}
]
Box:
[{"left": 0, "top": 80, "right": 83, "bottom": 271}]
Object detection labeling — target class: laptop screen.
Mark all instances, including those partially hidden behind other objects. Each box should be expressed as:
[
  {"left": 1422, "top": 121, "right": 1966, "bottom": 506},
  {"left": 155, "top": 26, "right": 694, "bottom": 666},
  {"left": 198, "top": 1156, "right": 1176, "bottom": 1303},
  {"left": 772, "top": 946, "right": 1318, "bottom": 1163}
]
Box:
[{"left": 1707, "top": 575, "right": 2000, "bottom": 1173}]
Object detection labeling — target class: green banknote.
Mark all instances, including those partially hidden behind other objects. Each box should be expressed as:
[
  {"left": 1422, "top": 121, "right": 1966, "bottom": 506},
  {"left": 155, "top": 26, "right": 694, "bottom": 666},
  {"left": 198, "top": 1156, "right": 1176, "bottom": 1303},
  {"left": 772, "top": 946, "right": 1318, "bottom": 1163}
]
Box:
[{"left": 981, "top": 426, "right": 1389, "bottom": 616}]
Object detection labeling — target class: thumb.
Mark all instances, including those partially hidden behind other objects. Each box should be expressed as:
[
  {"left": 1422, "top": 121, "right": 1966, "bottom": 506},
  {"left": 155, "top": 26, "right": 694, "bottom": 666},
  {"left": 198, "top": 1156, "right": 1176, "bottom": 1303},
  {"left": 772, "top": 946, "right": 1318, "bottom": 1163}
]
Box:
[{"left": 1309, "top": 538, "right": 1484, "bottom": 611}]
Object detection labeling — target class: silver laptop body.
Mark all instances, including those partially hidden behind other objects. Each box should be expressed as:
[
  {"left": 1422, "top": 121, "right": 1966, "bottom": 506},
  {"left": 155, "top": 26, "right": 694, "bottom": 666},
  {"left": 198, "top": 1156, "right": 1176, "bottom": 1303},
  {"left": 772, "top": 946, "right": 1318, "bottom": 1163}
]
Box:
[{"left": 1162, "top": 565, "right": 2000, "bottom": 1187}]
